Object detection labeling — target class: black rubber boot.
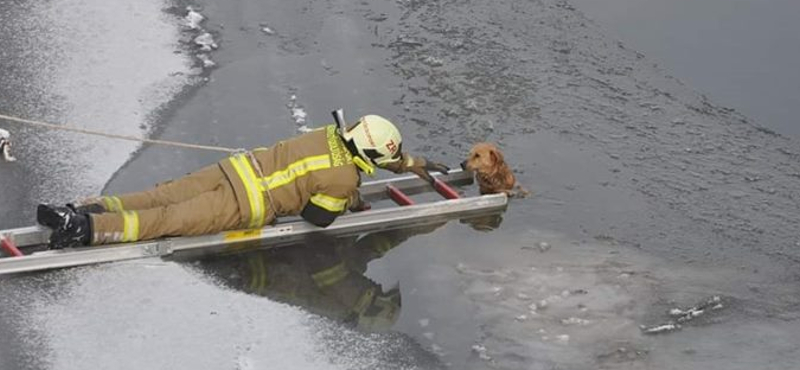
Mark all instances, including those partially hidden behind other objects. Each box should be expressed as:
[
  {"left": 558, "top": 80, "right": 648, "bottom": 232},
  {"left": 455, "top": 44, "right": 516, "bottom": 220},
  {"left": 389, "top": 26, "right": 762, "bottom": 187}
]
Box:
[
  {"left": 37, "top": 204, "right": 70, "bottom": 229},
  {"left": 37, "top": 204, "right": 92, "bottom": 249}
]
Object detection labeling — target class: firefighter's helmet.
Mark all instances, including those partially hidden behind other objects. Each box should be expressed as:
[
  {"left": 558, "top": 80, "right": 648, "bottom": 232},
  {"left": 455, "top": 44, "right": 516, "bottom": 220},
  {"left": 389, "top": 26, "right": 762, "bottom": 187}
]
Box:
[
  {"left": 342, "top": 115, "right": 403, "bottom": 169},
  {"left": 356, "top": 286, "right": 402, "bottom": 332}
]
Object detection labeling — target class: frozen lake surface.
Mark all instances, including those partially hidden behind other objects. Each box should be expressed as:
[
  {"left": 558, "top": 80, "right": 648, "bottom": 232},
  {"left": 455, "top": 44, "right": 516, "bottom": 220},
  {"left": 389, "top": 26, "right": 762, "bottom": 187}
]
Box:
[{"left": 1, "top": 0, "right": 799, "bottom": 369}]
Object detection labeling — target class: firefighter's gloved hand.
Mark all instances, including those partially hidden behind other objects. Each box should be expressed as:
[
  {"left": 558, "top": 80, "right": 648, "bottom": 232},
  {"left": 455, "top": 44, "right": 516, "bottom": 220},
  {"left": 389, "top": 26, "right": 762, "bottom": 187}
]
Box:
[
  {"left": 349, "top": 200, "right": 371, "bottom": 212},
  {"left": 349, "top": 195, "right": 371, "bottom": 212},
  {"left": 407, "top": 157, "right": 450, "bottom": 184}
]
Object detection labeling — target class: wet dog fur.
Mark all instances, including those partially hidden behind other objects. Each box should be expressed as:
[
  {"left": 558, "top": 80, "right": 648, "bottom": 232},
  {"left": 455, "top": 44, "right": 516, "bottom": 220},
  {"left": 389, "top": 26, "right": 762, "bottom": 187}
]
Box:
[{"left": 461, "top": 142, "right": 528, "bottom": 198}]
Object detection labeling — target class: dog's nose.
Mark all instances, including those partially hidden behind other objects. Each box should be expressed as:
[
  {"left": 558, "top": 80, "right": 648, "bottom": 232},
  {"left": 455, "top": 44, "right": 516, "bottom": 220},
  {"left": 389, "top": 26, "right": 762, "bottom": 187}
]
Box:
[{"left": 460, "top": 161, "right": 467, "bottom": 170}]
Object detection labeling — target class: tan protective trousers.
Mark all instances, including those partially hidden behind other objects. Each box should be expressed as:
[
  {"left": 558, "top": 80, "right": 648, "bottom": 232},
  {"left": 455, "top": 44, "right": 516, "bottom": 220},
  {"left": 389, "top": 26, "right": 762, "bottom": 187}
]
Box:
[{"left": 89, "top": 164, "right": 244, "bottom": 245}]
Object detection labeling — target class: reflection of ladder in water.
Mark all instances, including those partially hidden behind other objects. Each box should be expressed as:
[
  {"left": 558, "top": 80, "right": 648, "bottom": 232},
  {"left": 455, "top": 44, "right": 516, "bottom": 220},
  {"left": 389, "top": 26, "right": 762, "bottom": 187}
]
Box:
[{"left": 0, "top": 169, "right": 507, "bottom": 275}]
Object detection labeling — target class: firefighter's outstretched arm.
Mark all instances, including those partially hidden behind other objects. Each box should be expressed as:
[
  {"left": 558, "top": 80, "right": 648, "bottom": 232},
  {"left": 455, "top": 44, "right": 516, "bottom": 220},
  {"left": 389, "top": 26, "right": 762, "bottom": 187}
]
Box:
[{"left": 382, "top": 153, "right": 450, "bottom": 183}]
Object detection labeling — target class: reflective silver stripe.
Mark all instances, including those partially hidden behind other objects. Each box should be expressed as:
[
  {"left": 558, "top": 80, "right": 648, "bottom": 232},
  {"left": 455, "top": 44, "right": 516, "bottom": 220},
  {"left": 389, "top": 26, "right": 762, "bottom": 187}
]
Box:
[
  {"left": 261, "top": 155, "right": 331, "bottom": 190},
  {"left": 103, "top": 196, "right": 124, "bottom": 212},
  {"left": 310, "top": 194, "right": 347, "bottom": 213}
]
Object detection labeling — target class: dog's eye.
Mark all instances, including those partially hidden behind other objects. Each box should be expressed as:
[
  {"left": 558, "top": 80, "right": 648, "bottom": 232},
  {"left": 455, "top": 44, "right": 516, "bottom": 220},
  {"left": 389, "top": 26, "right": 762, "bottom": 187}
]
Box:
[{"left": 474, "top": 153, "right": 480, "bottom": 158}]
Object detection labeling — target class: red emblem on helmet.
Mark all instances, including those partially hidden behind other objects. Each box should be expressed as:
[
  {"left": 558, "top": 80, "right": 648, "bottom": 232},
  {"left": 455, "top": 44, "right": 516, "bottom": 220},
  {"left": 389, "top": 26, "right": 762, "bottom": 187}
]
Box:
[{"left": 386, "top": 139, "right": 398, "bottom": 154}]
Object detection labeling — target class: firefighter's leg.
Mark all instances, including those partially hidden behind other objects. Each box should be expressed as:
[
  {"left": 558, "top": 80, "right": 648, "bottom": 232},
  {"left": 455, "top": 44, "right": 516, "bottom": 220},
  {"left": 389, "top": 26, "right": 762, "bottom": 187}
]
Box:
[
  {"left": 83, "top": 164, "right": 225, "bottom": 212},
  {"left": 89, "top": 179, "right": 242, "bottom": 244}
]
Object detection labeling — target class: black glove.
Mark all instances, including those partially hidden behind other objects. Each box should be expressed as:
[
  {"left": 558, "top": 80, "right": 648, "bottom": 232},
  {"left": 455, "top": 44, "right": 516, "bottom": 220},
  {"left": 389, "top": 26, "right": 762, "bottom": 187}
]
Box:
[{"left": 408, "top": 157, "right": 450, "bottom": 184}]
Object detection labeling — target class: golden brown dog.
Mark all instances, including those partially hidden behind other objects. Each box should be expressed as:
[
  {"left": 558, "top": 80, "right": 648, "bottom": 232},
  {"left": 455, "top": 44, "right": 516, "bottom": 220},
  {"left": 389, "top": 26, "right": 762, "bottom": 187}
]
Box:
[{"left": 461, "top": 142, "right": 528, "bottom": 198}]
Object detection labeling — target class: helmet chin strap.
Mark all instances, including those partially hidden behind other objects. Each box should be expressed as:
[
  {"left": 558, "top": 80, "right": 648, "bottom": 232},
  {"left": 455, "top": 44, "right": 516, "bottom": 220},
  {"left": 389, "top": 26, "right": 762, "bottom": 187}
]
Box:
[
  {"left": 340, "top": 128, "right": 376, "bottom": 176},
  {"left": 331, "top": 108, "right": 377, "bottom": 176},
  {"left": 352, "top": 156, "right": 376, "bottom": 176}
]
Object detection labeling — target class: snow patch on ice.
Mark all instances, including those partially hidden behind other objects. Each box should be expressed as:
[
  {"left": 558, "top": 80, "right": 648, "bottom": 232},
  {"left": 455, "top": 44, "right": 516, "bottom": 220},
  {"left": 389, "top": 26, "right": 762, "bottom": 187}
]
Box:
[
  {"left": 10, "top": 0, "right": 196, "bottom": 202},
  {"left": 14, "top": 263, "right": 432, "bottom": 370},
  {"left": 194, "top": 32, "right": 218, "bottom": 51},
  {"left": 180, "top": 7, "right": 217, "bottom": 70},
  {"left": 288, "top": 94, "right": 313, "bottom": 133},
  {"left": 197, "top": 53, "right": 216, "bottom": 68},
  {"left": 185, "top": 7, "right": 205, "bottom": 30},
  {"left": 260, "top": 25, "right": 275, "bottom": 35}
]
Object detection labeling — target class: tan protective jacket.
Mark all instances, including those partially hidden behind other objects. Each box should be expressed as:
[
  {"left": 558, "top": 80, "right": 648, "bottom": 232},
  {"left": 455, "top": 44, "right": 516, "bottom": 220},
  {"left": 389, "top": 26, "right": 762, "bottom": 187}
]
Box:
[{"left": 219, "top": 125, "right": 362, "bottom": 229}]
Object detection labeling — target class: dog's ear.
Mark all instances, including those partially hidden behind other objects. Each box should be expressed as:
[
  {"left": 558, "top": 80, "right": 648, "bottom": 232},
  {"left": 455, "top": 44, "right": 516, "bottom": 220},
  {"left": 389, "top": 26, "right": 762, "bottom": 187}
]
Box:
[{"left": 490, "top": 147, "right": 504, "bottom": 165}]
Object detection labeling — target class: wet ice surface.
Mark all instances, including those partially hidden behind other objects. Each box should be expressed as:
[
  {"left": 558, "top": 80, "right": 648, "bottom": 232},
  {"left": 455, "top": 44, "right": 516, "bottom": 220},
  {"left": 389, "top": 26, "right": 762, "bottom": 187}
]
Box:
[
  {"left": 0, "top": 0, "right": 194, "bottom": 216},
  {"left": 2, "top": 0, "right": 800, "bottom": 368},
  {"left": 381, "top": 0, "right": 800, "bottom": 271},
  {"left": 0, "top": 262, "right": 438, "bottom": 370},
  {"left": 377, "top": 221, "right": 800, "bottom": 369}
]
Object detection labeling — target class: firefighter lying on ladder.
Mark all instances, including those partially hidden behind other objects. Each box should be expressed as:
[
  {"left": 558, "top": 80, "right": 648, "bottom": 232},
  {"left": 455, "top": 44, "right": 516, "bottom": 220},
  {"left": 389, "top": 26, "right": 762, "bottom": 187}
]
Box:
[{"left": 37, "top": 113, "right": 450, "bottom": 249}]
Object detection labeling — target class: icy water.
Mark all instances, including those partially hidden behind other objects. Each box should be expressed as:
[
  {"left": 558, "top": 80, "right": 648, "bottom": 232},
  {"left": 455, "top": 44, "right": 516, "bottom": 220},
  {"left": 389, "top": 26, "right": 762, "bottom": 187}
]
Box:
[
  {"left": 569, "top": 0, "right": 800, "bottom": 138},
  {"left": 2, "top": 0, "right": 800, "bottom": 369}
]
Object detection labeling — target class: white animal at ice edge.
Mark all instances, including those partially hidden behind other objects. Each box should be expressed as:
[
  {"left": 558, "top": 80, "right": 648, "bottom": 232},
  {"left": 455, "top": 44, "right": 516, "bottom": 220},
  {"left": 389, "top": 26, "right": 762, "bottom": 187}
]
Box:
[{"left": 0, "top": 128, "right": 16, "bottom": 162}]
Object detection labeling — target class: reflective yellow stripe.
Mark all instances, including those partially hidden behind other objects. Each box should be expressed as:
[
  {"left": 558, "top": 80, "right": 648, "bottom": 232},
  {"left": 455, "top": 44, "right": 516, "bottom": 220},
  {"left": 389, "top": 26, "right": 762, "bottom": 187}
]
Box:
[
  {"left": 310, "top": 193, "right": 347, "bottom": 213},
  {"left": 261, "top": 155, "right": 331, "bottom": 190},
  {"left": 248, "top": 255, "right": 268, "bottom": 294},
  {"left": 229, "top": 154, "right": 266, "bottom": 228},
  {"left": 312, "top": 262, "right": 349, "bottom": 287},
  {"left": 121, "top": 210, "right": 139, "bottom": 242},
  {"left": 373, "top": 236, "right": 394, "bottom": 256},
  {"left": 326, "top": 125, "right": 353, "bottom": 167},
  {"left": 103, "top": 196, "right": 124, "bottom": 212},
  {"left": 353, "top": 288, "right": 376, "bottom": 315},
  {"left": 352, "top": 156, "right": 375, "bottom": 176}
]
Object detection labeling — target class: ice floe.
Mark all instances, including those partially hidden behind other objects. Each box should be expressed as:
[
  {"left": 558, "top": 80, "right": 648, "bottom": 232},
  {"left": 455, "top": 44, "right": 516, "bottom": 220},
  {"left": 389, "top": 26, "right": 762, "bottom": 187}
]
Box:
[
  {"left": 197, "top": 54, "right": 215, "bottom": 68},
  {"left": 194, "top": 32, "right": 218, "bottom": 51},
  {"left": 259, "top": 23, "right": 275, "bottom": 35},
  {"left": 181, "top": 7, "right": 217, "bottom": 70},
  {"left": 287, "top": 95, "right": 312, "bottom": 133},
  {"left": 185, "top": 7, "right": 205, "bottom": 30}
]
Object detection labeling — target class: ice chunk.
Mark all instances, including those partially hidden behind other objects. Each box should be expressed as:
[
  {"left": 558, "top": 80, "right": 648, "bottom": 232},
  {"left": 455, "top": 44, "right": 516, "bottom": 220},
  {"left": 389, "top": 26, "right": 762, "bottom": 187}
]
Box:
[
  {"left": 471, "top": 344, "right": 491, "bottom": 361},
  {"left": 561, "top": 317, "right": 591, "bottom": 326},
  {"left": 538, "top": 299, "right": 549, "bottom": 309},
  {"left": 287, "top": 95, "right": 312, "bottom": 133},
  {"left": 197, "top": 54, "right": 215, "bottom": 68},
  {"left": 640, "top": 323, "right": 681, "bottom": 334},
  {"left": 194, "top": 32, "right": 218, "bottom": 51},
  {"left": 185, "top": 7, "right": 204, "bottom": 30},
  {"left": 538, "top": 242, "right": 551, "bottom": 252},
  {"left": 421, "top": 55, "right": 444, "bottom": 67},
  {"left": 669, "top": 296, "right": 724, "bottom": 323},
  {"left": 291, "top": 108, "right": 307, "bottom": 124}
]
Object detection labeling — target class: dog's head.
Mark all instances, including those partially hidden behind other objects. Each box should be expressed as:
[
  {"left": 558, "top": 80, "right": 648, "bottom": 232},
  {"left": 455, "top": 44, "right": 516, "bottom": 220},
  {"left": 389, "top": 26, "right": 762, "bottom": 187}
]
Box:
[{"left": 460, "top": 142, "right": 505, "bottom": 174}]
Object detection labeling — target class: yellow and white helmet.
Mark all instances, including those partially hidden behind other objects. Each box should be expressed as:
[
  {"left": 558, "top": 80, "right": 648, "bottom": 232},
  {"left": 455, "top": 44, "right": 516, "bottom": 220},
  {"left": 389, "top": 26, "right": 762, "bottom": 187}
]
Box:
[{"left": 341, "top": 115, "right": 403, "bottom": 168}]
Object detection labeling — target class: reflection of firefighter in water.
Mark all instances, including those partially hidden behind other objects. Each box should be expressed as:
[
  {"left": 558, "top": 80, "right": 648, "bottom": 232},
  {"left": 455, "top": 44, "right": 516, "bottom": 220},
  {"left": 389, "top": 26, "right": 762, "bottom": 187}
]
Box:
[{"left": 198, "top": 224, "right": 443, "bottom": 332}]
